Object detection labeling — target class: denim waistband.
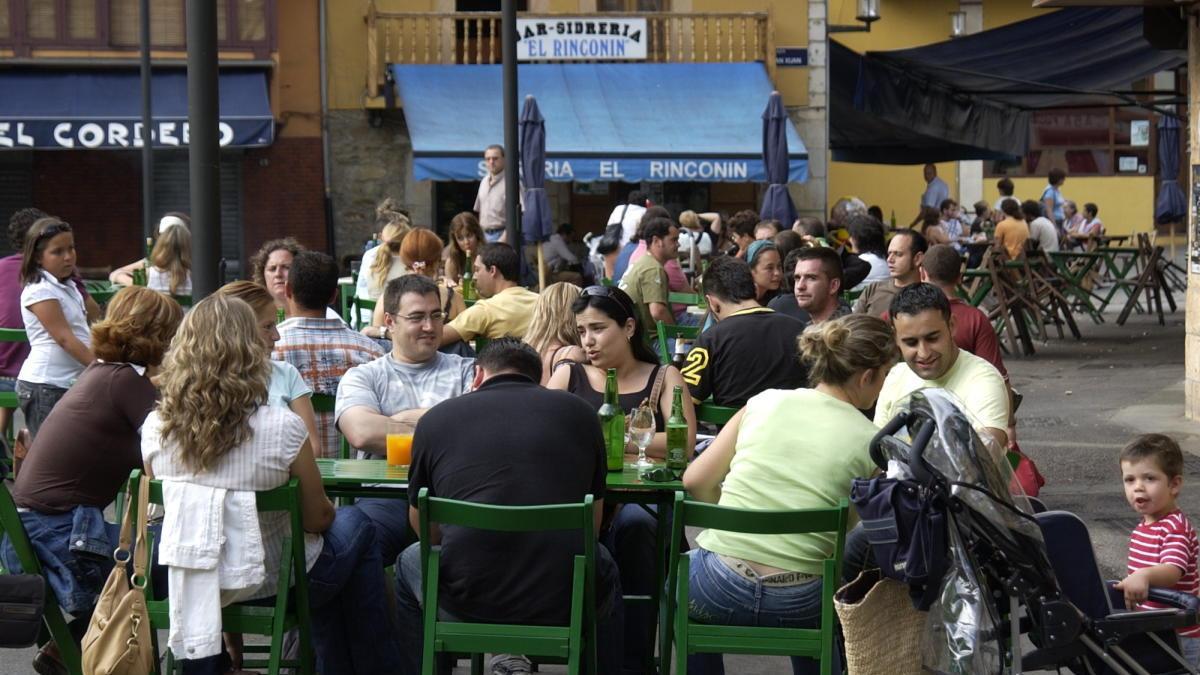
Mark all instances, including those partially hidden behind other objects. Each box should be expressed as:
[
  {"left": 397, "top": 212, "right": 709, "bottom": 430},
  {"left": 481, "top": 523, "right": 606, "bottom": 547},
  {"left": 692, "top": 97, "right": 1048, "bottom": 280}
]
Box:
[{"left": 716, "top": 553, "right": 819, "bottom": 587}]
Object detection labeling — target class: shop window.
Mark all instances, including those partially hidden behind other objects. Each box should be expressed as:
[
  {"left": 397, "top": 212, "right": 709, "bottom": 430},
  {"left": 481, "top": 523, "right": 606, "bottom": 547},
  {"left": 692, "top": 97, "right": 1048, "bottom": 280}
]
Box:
[{"left": 106, "top": 0, "right": 269, "bottom": 49}]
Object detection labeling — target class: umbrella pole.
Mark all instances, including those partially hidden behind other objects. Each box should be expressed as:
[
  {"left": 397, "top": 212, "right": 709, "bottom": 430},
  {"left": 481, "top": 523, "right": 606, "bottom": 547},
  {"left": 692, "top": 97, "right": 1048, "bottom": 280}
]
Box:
[{"left": 537, "top": 242, "right": 546, "bottom": 291}]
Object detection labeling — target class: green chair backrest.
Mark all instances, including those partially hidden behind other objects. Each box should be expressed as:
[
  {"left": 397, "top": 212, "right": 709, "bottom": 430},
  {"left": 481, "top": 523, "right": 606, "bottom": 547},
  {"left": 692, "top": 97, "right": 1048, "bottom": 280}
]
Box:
[
  {"left": 354, "top": 297, "right": 378, "bottom": 331},
  {"left": 667, "top": 292, "right": 701, "bottom": 306},
  {"left": 0, "top": 481, "right": 83, "bottom": 674},
  {"left": 0, "top": 328, "right": 28, "bottom": 343},
  {"left": 339, "top": 282, "right": 357, "bottom": 325},
  {"left": 655, "top": 320, "right": 700, "bottom": 366},
  {"left": 417, "top": 487, "right": 597, "bottom": 674},
  {"left": 696, "top": 403, "right": 737, "bottom": 427},
  {"left": 663, "top": 492, "right": 849, "bottom": 675},
  {"left": 127, "top": 470, "right": 316, "bottom": 674},
  {"left": 171, "top": 294, "right": 193, "bottom": 307},
  {"left": 309, "top": 394, "right": 352, "bottom": 460}
]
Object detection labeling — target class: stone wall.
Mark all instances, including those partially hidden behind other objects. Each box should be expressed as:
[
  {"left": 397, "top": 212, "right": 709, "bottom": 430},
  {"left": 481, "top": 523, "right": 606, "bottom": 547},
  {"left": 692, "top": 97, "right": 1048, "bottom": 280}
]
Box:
[{"left": 328, "top": 109, "right": 432, "bottom": 267}]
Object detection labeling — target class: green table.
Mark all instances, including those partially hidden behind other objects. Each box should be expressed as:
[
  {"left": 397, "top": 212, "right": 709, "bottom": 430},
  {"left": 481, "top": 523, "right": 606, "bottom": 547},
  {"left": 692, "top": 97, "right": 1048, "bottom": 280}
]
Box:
[
  {"left": 1047, "top": 250, "right": 1106, "bottom": 323},
  {"left": 1094, "top": 246, "right": 1142, "bottom": 312},
  {"left": 957, "top": 269, "right": 992, "bottom": 307},
  {"left": 317, "top": 457, "right": 681, "bottom": 672}
]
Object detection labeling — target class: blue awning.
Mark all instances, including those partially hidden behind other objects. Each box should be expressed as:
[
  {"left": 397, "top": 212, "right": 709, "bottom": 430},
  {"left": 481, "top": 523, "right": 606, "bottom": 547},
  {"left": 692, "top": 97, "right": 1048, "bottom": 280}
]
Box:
[
  {"left": 831, "top": 8, "right": 1185, "bottom": 164},
  {"left": 391, "top": 63, "right": 808, "bottom": 183},
  {"left": 0, "top": 69, "right": 274, "bottom": 150}
]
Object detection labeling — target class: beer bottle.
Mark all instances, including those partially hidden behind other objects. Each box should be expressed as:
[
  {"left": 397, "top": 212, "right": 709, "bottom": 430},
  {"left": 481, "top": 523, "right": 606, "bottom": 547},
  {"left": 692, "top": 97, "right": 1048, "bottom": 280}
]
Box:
[
  {"left": 276, "top": 307, "right": 286, "bottom": 324},
  {"left": 666, "top": 385, "right": 688, "bottom": 478},
  {"left": 461, "top": 255, "right": 477, "bottom": 302},
  {"left": 599, "top": 368, "right": 625, "bottom": 471},
  {"left": 889, "top": 210, "right": 897, "bottom": 230}
]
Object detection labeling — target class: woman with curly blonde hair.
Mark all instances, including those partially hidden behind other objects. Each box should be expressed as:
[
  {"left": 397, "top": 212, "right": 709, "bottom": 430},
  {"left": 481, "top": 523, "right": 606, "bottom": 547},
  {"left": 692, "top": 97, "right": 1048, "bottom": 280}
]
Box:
[
  {"left": 363, "top": 228, "right": 466, "bottom": 338},
  {"left": 217, "top": 280, "right": 321, "bottom": 458},
  {"left": 142, "top": 294, "right": 400, "bottom": 673},
  {"left": 355, "top": 198, "right": 412, "bottom": 304},
  {"left": 522, "top": 282, "right": 585, "bottom": 385},
  {"left": 4, "top": 285, "right": 183, "bottom": 674}
]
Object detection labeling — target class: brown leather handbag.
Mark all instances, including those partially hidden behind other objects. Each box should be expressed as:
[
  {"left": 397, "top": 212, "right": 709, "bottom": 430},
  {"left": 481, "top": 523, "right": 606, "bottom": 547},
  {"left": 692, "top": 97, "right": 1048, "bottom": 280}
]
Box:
[{"left": 81, "top": 475, "right": 154, "bottom": 675}]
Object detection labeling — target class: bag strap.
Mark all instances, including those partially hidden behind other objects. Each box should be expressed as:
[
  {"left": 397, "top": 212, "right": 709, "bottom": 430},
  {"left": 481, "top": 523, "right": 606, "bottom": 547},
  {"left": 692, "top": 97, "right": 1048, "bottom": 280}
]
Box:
[
  {"left": 131, "top": 475, "right": 150, "bottom": 580},
  {"left": 114, "top": 477, "right": 138, "bottom": 568},
  {"left": 646, "top": 365, "right": 668, "bottom": 416}
]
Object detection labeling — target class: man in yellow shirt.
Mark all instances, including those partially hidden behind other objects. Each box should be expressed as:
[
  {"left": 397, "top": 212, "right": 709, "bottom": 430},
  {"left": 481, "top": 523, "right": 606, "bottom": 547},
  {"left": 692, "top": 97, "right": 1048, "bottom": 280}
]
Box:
[
  {"left": 440, "top": 243, "right": 539, "bottom": 345},
  {"left": 993, "top": 197, "right": 1030, "bottom": 261},
  {"left": 875, "top": 283, "right": 1011, "bottom": 456}
]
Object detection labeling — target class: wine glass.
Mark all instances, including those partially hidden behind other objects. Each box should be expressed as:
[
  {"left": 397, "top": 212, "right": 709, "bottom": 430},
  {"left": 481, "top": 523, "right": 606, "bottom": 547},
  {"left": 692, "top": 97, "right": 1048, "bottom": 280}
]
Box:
[{"left": 628, "top": 406, "right": 656, "bottom": 469}]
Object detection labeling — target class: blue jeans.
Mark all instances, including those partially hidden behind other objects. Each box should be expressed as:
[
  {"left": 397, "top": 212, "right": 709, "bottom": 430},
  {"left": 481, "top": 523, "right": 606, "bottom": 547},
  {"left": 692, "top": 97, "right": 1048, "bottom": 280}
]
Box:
[
  {"left": 393, "top": 540, "right": 624, "bottom": 675},
  {"left": 355, "top": 496, "right": 416, "bottom": 566},
  {"left": 1181, "top": 636, "right": 1200, "bottom": 667},
  {"left": 685, "top": 548, "right": 835, "bottom": 675},
  {"left": 483, "top": 228, "right": 505, "bottom": 243},
  {"left": 16, "top": 380, "right": 68, "bottom": 440},
  {"left": 602, "top": 504, "right": 658, "bottom": 675},
  {"left": 180, "top": 505, "right": 401, "bottom": 675}
]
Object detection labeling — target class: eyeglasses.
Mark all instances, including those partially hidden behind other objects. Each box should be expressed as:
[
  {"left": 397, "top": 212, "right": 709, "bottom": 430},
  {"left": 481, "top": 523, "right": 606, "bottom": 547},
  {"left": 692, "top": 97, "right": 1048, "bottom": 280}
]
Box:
[{"left": 395, "top": 311, "right": 445, "bottom": 325}]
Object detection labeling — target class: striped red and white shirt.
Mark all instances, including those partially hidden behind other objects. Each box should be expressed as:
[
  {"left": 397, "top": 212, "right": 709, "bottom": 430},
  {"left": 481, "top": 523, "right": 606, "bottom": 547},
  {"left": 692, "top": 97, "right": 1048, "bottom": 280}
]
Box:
[{"left": 1127, "top": 510, "right": 1200, "bottom": 636}]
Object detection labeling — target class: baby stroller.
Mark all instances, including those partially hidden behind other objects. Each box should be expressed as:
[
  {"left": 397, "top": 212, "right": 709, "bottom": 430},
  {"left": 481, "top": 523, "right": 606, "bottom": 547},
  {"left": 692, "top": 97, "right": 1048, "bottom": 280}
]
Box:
[{"left": 860, "top": 388, "right": 1200, "bottom": 674}]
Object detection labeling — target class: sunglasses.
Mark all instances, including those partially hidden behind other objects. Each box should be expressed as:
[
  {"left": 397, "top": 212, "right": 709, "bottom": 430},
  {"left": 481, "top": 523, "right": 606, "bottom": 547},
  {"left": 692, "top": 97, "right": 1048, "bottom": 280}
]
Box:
[{"left": 580, "top": 285, "right": 637, "bottom": 322}]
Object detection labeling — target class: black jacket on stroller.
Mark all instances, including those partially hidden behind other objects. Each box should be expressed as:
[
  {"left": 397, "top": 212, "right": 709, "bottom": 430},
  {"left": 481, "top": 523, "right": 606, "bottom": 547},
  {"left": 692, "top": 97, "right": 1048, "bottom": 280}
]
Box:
[{"left": 859, "top": 388, "right": 1200, "bottom": 674}]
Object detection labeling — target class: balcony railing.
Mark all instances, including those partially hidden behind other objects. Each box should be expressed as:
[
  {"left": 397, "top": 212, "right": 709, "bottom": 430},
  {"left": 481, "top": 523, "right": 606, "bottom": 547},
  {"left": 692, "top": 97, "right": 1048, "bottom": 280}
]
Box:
[{"left": 364, "top": 4, "right": 772, "bottom": 103}]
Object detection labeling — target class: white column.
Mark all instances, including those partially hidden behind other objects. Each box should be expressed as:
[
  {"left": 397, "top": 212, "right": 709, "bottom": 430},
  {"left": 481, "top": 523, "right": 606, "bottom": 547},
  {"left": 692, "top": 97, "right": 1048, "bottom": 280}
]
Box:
[
  {"left": 1185, "top": 9, "right": 1200, "bottom": 419},
  {"left": 793, "top": 0, "right": 828, "bottom": 220},
  {"left": 957, "top": 0, "right": 984, "bottom": 209}
]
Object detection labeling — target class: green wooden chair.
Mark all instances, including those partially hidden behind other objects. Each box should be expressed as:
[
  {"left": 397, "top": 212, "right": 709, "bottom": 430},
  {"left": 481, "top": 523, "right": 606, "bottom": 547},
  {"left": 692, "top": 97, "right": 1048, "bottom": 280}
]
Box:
[
  {"left": 662, "top": 492, "right": 849, "bottom": 675},
  {"left": 0, "top": 329, "right": 27, "bottom": 447},
  {"left": 127, "top": 470, "right": 316, "bottom": 675},
  {"left": 655, "top": 320, "right": 700, "bottom": 366},
  {"left": 696, "top": 402, "right": 738, "bottom": 427},
  {"left": 354, "top": 297, "right": 377, "bottom": 330},
  {"left": 170, "top": 294, "right": 193, "bottom": 308},
  {"left": 339, "top": 281, "right": 357, "bottom": 324},
  {"left": 417, "top": 487, "right": 598, "bottom": 675},
  {"left": 0, "top": 480, "right": 83, "bottom": 674},
  {"left": 668, "top": 291, "right": 701, "bottom": 306},
  {"left": 308, "top": 393, "right": 351, "bottom": 460}
]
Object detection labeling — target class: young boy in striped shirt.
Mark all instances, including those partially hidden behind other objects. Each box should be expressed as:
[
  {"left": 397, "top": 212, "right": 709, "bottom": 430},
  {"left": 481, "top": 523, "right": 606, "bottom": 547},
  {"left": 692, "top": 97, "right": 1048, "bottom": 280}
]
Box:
[{"left": 1115, "top": 433, "right": 1200, "bottom": 664}]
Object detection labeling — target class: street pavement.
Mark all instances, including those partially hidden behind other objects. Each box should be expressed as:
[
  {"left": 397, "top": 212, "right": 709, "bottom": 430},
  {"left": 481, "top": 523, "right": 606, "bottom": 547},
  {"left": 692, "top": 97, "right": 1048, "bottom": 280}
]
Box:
[{"left": 1, "top": 292, "right": 1195, "bottom": 674}]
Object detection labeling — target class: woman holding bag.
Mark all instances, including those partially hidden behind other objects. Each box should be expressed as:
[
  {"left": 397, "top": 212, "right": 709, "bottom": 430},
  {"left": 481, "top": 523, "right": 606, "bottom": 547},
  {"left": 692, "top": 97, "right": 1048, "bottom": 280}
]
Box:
[{"left": 681, "top": 314, "right": 897, "bottom": 675}]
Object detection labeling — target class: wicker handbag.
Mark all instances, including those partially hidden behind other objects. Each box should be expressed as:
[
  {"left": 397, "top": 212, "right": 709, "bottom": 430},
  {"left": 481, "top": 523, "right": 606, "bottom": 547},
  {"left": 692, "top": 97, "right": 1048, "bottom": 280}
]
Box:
[
  {"left": 82, "top": 475, "right": 154, "bottom": 675},
  {"left": 835, "top": 570, "right": 926, "bottom": 675}
]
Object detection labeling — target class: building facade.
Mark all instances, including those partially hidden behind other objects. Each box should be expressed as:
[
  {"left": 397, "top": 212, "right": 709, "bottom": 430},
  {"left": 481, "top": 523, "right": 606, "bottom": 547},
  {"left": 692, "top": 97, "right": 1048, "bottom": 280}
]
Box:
[{"left": 0, "top": 0, "right": 326, "bottom": 275}]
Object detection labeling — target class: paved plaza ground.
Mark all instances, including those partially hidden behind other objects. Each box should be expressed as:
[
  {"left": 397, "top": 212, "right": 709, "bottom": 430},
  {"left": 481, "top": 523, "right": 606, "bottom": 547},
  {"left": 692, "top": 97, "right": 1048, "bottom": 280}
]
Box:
[{"left": 2, "top": 287, "right": 1196, "bottom": 674}]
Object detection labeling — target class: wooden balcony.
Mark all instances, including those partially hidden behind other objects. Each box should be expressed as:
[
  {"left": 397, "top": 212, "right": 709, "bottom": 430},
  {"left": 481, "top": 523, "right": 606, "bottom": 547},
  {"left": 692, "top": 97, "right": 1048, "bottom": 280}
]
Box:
[{"left": 364, "top": 3, "right": 773, "bottom": 106}]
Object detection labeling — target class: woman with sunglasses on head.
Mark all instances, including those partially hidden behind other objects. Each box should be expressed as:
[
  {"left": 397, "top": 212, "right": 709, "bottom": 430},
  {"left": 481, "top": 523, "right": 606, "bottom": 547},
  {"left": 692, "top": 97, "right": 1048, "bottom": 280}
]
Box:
[
  {"left": 547, "top": 284, "right": 696, "bottom": 674},
  {"left": 363, "top": 228, "right": 466, "bottom": 339},
  {"left": 17, "top": 217, "right": 94, "bottom": 438},
  {"left": 355, "top": 199, "right": 412, "bottom": 306}
]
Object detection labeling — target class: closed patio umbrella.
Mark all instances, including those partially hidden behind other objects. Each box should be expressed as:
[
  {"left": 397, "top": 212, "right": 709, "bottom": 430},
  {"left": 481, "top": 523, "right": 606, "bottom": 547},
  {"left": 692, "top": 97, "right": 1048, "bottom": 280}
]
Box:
[
  {"left": 1155, "top": 115, "right": 1185, "bottom": 225},
  {"left": 520, "top": 95, "right": 552, "bottom": 288},
  {"left": 759, "top": 90, "right": 798, "bottom": 227}
]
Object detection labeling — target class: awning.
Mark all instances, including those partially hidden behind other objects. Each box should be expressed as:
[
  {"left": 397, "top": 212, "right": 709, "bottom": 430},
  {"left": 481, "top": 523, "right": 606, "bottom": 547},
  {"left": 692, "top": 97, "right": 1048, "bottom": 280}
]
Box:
[
  {"left": 831, "top": 8, "right": 1185, "bottom": 164},
  {"left": 0, "top": 69, "right": 274, "bottom": 150},
  {"left": 392, "top": 63, "right": 808, "bottom": 183}
]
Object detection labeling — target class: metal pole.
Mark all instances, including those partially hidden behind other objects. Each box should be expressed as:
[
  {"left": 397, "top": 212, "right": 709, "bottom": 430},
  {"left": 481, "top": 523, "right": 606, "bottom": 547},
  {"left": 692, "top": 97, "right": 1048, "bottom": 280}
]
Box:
[
  {"left": 187, "top": 0, "right": 221, "bottom": 298},
  {"left": 139, "top": 0, "right": 154, "bottom": 249},
  {"left": 501, "top": 0, "right": 520, "bottom": 248}
]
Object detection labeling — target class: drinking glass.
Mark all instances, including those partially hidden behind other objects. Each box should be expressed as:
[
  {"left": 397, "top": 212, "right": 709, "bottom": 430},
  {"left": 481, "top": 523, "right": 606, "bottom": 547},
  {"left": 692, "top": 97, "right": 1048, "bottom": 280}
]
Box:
[
  {"left": 628, "top": 407, "right": 656, "bottom": 469},
  {"left": 386, "top": 420, "right": 413, "bottom": 467}
]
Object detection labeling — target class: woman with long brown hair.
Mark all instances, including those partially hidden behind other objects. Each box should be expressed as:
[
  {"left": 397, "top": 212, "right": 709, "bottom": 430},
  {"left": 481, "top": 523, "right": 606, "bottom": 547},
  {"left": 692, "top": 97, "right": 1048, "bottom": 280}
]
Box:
[
  {"left": 142, "top": 294, "right": 400, "bottom": 673},
  {"left": 109, "top": 212, "right": 193, "bottom": 295},
  {"left": 363, "top": 228, "right": 466, "bottom": 339},
  {"left": 442, "top": 211, "right": 485, "bottom": 286}
]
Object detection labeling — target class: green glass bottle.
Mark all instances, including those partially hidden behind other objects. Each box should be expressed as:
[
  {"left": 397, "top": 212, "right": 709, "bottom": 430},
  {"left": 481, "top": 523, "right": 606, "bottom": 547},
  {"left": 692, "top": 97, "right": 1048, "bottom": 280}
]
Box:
[
  {"left": 276, "top": 307, "right": 286, "bottom": 324},
  {"left": 461, "top": 255, "right": 477, "bottom": 302},
  {"left": 599, "top": 368, "right": 625, "bottom": 471},
  {"left": 666, "top": 385, "right": 688, "bottom": 478},
  {"left": 889, "top": 210, "right": 897, "bottom": 230}
]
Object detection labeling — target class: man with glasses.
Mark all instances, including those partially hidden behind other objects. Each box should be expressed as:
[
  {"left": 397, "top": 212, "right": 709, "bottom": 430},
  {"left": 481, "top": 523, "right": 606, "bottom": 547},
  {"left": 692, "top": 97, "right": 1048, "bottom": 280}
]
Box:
[{"left": 337, "top": 274, "right": 475, "bottom": 563}]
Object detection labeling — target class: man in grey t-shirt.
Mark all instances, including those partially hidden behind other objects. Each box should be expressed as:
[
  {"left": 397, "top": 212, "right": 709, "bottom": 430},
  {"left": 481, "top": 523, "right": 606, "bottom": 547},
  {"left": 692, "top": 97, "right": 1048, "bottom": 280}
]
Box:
[{"left": 335, "top": 274, "right": 474, "bottom": 562}]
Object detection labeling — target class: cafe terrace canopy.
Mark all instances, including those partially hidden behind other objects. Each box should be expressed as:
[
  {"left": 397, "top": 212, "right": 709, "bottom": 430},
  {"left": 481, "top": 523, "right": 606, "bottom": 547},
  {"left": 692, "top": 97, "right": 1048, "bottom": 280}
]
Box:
[
  {"left": 391, "top": 62, "right": 809, "bottom": 183},
  {"left": 0, "top": 69, "right": 274, "bottom": 150},
  {"left": 831, "top": 7, "right": 1185, "bottom": 164}
]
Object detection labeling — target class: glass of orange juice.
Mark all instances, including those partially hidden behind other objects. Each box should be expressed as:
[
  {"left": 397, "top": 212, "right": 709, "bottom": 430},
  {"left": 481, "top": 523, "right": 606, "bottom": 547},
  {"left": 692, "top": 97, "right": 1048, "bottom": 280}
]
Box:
[{"left": 386, "top": 420, "right": 413, "bottom": 466}]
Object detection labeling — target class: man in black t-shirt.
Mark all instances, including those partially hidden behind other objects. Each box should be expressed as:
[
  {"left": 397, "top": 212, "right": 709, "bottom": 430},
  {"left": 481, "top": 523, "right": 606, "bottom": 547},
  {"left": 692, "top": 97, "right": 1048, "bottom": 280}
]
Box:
[
  {"left": 394, "top": 338, "right": 623, "bottom": 675},
  {"left": 681, "top": 256, "right": 807, "bottom": 407}
]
